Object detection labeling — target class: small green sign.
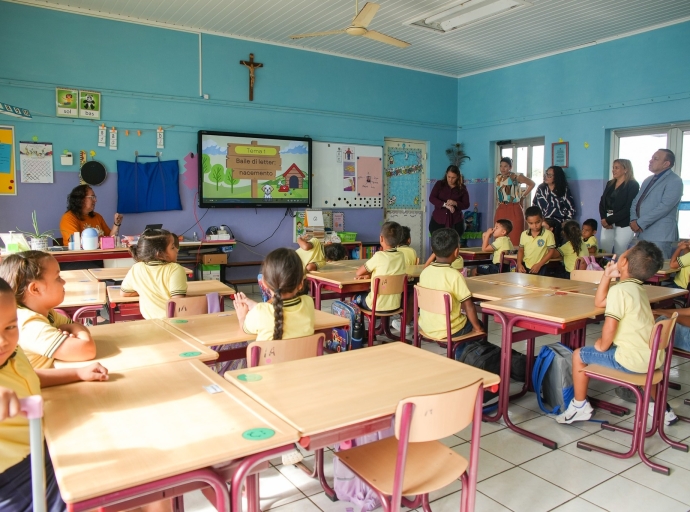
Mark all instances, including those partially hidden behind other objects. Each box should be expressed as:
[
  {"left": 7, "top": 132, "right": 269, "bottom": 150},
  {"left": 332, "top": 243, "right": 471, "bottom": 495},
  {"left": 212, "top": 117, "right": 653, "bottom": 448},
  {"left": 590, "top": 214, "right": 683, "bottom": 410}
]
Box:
[
  {"left": 171, "top": 319, "right": 188, "bottom": 324},
  {"left": 237, "top": 373, "right": 262, "bottom": 382},
  {"left": 179, "top": 351, "right": 202, "bottom": 358},
  {"left": 242, "top": 428, "right": 275, "bottom": 440}
]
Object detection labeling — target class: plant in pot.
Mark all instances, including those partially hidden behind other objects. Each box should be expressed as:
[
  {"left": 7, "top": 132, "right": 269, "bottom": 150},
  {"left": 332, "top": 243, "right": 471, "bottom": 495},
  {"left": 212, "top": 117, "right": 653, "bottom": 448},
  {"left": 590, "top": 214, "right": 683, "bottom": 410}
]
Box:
[{"left": 17, "top": 211, "right": 59, "bottom": 251}]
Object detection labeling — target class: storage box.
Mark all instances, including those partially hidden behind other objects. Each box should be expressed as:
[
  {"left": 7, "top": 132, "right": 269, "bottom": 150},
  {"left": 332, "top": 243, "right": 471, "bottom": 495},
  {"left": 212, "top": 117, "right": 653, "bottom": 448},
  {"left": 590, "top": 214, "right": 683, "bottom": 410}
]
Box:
[
  {"left": 202, "top": 253, "right": 228, "bottom": 265},
  {"left": 201, "top": 264, "right": 221, "bottom": 281},
  {"left": 100, "top": 236, "right": 115, "bottom": 249}
]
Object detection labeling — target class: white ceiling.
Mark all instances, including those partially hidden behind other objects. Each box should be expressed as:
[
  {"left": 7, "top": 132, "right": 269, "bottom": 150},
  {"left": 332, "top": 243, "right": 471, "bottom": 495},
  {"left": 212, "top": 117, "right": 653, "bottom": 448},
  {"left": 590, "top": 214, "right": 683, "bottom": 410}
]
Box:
[{"left": 10, "top": 0, "right": 690, "bottom": 77}]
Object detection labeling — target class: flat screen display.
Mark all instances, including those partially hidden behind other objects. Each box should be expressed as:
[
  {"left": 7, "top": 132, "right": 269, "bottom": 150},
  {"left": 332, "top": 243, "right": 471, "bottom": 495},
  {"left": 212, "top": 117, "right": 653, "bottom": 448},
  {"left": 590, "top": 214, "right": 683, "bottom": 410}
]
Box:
[{"left": 198, "top": 130, "right": 312, "bottom": 208}]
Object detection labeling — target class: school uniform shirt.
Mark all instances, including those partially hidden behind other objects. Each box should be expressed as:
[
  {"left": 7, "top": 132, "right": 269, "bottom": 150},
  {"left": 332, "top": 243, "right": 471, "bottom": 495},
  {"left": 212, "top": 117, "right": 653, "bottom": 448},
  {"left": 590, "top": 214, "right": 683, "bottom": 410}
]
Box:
[
  {"left": 491, "top": 236, "right": 514, "bottom": 264},
  {"left": 583, "top": 236, "right": 598, "bottom": 253},
  {"left": 557, "top": 241, "right": 587, "bottom": 273},
  {"left": 120, "top": 261, "right": 188, "bottom": 319},
  {"left": 605, "top": 278, "right": 661, "bottom": 373},
  {"left": 418, "top": 263, "right": 472, "bottom": 339},
  {"left": 397, "top": 245, "right": 417, "bottom": 266},
  {"left": 16, "top": 307, "right": 72, "bottom": 369},
  {"left": 364, "top": 249, "right": 407, "bottom": 311},
  {"left": 243, "top": 295, "right": 315, "bottom": 341},
  {"left": 59, "top": 210, "right": 110, "bottom": 246},
  {"left": 0, "top": 348, "right": 41, "bottom": 473},
  {"left": 451, "top": 255, "right": 464, "bottom": 270},
  {"left": 296, "top": 237, "right": 326, "bottom": 270},
  {"left": 673, "top": 251, "right": 690, "bottom": 289},
  {"left": 519, "top": 228, "right": 556, "bottom": 268}
]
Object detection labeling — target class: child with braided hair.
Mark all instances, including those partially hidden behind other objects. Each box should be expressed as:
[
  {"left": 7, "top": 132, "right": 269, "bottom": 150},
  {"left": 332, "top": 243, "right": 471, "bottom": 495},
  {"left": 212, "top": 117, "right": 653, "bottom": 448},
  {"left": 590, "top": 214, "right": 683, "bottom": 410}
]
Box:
[{"left": 234, "top": 248, "right": 315, "bottom": 341}]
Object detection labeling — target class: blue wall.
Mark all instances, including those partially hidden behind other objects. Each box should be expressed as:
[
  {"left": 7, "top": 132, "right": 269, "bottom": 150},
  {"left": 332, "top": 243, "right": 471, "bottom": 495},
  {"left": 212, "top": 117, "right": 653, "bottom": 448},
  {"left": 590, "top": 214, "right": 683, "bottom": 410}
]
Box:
[
  {"left": 0, "top": 2, "right": 457, "bottom": 264},
  {"left": 457, "top": 21, "right": 690, "bottom": 226}
]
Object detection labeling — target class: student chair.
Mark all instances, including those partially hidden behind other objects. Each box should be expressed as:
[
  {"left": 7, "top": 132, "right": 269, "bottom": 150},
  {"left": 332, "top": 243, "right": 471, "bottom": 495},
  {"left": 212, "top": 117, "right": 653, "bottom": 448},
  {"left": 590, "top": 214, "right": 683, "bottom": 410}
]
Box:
[
  {"left": 362, "top": 274, "right": 409, "bottom": 347},
  {"left": 54, "top": 306, "right": 101, "bottom": 325},
  {"left": 246, "top": 333, "right": 325, "bottom": 367},
  {"left": 498, "top": 249, "right": 517, "bottom": 273},
  {"left": 577, "top": 314, "right": 690, "bottom": 475},
  {"left": 166, "top": 292, "right": 221, "bottom": 318},
  {"left": 337, "top": 379, "right": 484, "bottom": 512},
  {"left": 570, "top": 269, "right": 605, "bottom": 284},
  {"left": 413, "top": 285, "right": 485, "bottom": 360}
]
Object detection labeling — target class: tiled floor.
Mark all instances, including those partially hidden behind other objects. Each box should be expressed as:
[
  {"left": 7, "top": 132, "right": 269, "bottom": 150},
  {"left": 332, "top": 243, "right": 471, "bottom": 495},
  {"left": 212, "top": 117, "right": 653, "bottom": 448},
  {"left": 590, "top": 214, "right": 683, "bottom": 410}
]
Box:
[{"left": 182, "top": 294, "right": 690, "bottom": 512}]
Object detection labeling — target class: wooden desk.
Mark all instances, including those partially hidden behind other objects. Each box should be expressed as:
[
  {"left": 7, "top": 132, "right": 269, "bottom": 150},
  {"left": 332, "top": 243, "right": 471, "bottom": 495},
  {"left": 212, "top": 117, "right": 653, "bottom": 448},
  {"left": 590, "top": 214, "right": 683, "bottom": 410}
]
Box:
[
  {"left": 50, "top": 240, "right": 236, "bottom": 263},
  {"left": 470, "top": 272, "right": 585, "bottom": 291},
  {"left": 466, "top": 279, "right": 542, "bottom": 301},
  {"left": 58, "top": 281, "right": 107, "bottom": 322},
  {"left": 106, "top": 280, "right": 235, "bottom": 322},
  {"left": 89, "top": 266, "right": 193, "bottom": 281},
  {"left": 564, "top": 283, "right": 688, "bottom": 304},
  {"left": 60, "top": 269, "right": 98, "bottom": 283},
  {"left": 53, "top": 318, "right": 218, "bottom": 372},
  {"left": 44, "top": 360, "right": 298, "bottom": 511},
  {"left": 225, "top": 342, "right": 499, "bottom": 502},
  {"left": 458, "top": 247, "right": 493, "bottom": 262}
]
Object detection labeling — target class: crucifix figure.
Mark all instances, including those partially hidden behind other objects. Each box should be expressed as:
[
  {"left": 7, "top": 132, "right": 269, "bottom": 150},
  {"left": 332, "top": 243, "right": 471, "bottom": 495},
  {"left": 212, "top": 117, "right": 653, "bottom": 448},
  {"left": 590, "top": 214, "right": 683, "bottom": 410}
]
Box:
[{"left": 240, "top": 53, "right": 263, "bottom": 101}]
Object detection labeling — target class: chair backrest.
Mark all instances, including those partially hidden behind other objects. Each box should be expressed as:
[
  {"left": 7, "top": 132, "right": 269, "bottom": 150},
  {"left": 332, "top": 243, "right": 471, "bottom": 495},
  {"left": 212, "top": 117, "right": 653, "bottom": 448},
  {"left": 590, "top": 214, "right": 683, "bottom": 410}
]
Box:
[
  {"left": 570, "top": 270, "right": 604, "bottom": 283},
  {"left": 649, "top": 313, "right": 678, "bottom": 352},
  {"left": 394, "top": 379, "right": 483, "bottom": 442},
  {"left": 247, "top": 333, "right": 325, "bottom": 367},
  {"left": 414, "top": 285, "right": 450, "bottom": 316},
  {"left": 166, "top": 292, "right": 221, "bottom": 318},
  {"left": 373, "top": 274, "right": 407, "bottom": 296}
]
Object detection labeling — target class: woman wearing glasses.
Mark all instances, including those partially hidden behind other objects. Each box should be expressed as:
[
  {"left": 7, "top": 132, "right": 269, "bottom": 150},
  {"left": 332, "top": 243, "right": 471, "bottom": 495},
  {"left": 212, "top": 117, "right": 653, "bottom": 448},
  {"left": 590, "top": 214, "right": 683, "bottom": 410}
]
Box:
[
  {"left": 532, "top": 166, "right": 576, "bottom": 240},
  {"left": 59, "top": 184, "right": 124, "bottom": 245}
]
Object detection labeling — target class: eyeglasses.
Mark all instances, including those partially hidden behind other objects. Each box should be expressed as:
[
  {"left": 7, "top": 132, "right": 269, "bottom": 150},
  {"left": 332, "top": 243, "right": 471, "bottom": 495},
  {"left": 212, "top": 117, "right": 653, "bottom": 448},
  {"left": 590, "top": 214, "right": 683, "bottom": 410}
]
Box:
[
  {"left": 85, "top": 195, "right": 97, "bottom": 200},
  {"left": 545, "top": 173, "right": 554, "bottom": 178}
]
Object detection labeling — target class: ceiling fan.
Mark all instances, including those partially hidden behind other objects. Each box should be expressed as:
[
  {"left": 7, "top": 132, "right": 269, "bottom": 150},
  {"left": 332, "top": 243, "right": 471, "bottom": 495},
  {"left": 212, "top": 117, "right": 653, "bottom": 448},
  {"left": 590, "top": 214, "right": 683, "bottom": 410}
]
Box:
[{"left": 289, "top": 1, "right": 410, "bottom": 48}]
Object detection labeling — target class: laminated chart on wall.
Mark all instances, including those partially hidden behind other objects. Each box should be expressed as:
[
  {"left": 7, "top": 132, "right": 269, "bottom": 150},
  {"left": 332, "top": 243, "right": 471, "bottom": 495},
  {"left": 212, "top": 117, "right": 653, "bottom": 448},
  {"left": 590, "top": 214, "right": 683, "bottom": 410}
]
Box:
[
  {"left": 0, "top": 125, "right": 16, "bottom": 195},
  {"left": 385, "top": 144, "right": 423, "bottom": 209},
  {"left": 20, "top": 141, "right": 54, "bottom": 183},
  {"left": 313, "top": 141, "right": 383, "bottom": 208}
]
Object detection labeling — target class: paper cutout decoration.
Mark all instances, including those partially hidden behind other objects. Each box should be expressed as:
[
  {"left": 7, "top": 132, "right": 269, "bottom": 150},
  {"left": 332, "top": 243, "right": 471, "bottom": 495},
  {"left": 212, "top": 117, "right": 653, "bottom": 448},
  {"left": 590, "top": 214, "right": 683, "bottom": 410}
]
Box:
[
  {"left": 98, "top": 125, "right": 106, "bottom": 147},
  {"left": 157, "top": 127, "right": 164, "bottom": 149},
  {"left": 182, "top": 152, "right": 198, "bottom": 190},
  {"left": 1, "top": 102, "right": 32, "bottom": 119},
  {"left": 109, "top": 127, "right": 117, "bottom": 151}
]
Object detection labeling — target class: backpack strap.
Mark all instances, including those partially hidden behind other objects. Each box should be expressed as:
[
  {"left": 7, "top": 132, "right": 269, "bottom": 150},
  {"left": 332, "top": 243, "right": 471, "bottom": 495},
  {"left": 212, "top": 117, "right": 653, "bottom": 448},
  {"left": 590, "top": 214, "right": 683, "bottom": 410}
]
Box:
[{"left": 531, "top": 347, "right": 559, "bottom": 415}]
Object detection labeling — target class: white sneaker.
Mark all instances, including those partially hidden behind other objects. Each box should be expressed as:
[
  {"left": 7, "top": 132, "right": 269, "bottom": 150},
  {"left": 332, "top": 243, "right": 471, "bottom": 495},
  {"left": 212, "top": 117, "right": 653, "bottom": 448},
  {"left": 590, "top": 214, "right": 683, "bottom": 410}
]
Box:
[
  {"left": 281, "top": 449, "right": 304, "bottom": 466},
  {"left": 391, "top": 318, "right": 402, "bottom": 331},
  {"left": 555, "top": 399, "right": 594, "bottom": 424},
  {"left": 648, "top": 402, "right": 678, "bottom": 426}
]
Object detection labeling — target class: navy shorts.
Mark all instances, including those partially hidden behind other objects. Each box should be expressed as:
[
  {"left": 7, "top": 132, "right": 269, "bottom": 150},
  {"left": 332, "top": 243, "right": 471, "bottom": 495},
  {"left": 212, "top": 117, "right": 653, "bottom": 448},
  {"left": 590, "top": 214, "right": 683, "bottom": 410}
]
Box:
[
  {"left": 579, "top": 346, "right": 634, "bottom": 373},
  {"left": 477, "top": 263, "right": 500, "bottom": 275},
  {"left": 0, "top": 448, "right": 65, "bottom": 512}
]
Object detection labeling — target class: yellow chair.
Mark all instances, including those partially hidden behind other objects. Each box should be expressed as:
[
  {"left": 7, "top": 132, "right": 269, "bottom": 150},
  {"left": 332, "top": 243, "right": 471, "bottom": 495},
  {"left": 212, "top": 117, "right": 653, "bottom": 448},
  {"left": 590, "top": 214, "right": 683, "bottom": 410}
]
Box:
[
  {"left": 337, "top": 380, "right": 484, "bottom": 512},
  {"left": 246, "top": 333, "right": 325, "bottom": 367}
]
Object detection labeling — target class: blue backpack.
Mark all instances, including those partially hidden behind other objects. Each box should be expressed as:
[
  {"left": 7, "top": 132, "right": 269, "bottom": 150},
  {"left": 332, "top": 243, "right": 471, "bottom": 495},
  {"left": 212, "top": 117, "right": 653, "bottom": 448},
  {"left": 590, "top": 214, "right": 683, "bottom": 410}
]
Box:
[
  {"left": 532, "top": 343, "right": 574, "bottom": 414},
  {"left": 327, "top": 300, "right": 364, "bottom": 352}
]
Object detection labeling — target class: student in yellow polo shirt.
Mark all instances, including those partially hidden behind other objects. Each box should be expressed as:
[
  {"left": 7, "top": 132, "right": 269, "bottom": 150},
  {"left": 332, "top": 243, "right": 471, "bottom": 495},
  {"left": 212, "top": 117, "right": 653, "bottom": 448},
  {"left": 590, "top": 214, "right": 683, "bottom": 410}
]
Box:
[
  {"left": 397, "top": 226, "right": 418, "bottom": 265},
  {"left": 476, "top": 219, "right": 514, "bottom": 275},
  {"left": 295, "top": 235, "right": 347, "bottom": 272},
  {"left": 668, "top": 240, "right": 690, "bottom": 290},
  {"left": 557, "top": 220, "right": 587, "bottom": 278},
  {"left": 418, "top": 229, "right": 484, "bottom": 359},
  {"left": 582, "top": 219, "right": 599, "bottom": 255},
  {"left": 557, "top": 242, "right": 677, "bottom": 425},
  {"left": 517, "top": 206, "right": 556, "bottom": 275}
]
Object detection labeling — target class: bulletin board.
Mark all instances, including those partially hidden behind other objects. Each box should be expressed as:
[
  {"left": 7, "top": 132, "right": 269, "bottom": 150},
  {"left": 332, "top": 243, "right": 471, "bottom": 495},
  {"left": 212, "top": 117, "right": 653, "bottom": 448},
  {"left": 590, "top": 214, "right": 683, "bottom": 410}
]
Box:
[
  {"left": 0, "top": 125, "right": 17, "bottom": 195},
  {"left": 312, "top": 141, "right": 383, "bottom": 209}
]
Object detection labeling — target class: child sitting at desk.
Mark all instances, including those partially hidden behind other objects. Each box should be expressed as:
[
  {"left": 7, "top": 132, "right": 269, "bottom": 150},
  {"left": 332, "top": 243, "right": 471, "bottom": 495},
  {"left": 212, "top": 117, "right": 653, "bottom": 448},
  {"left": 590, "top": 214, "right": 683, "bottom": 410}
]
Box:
[
  {"left": 582, "top": 219, "right": 599, "bottom": 255},
  {"left": 476, "top": 219, "right": 514, "bottom": 275},
  {"left": 517, "top": 206, "right": 557, "bottom": 275},
  {"left": 234, "top": 248, "right": 315, "bottom": 341},
  {"left": 120, "top": 228, "right": 188, "bottom": 319},
  {"left": 295, "top": 235, "right": 346, "bottom": 272},
  {"left": 665, "top": 240, "right": 690, "bottom": 289},
  {"left": 397, "top": 226, "right": 418, "bottom": 265},
  {"left": 0, "top": 277, "right": 108, "bottom": 512},
  {"left": 419, "top": 229, "right": 484, "bottom": 359},
  {"left": 556, "top": 220, "right": 588, "bottom": 279},
  {"left": 0, "top": 251, "right": 96, "bottom": 369},
  {"left": 556, "top": 242, "right": 676, "bottom": 424},
  {"left": 354, "top": 221, "right": 407, "bottom": 312}
]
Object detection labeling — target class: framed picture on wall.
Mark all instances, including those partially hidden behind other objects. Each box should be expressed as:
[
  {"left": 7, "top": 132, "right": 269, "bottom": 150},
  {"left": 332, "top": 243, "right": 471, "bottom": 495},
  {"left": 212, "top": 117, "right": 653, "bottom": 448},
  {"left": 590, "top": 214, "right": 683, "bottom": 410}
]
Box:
[{"left": 552, "top": 142, "right": 569, "bottom": 168}]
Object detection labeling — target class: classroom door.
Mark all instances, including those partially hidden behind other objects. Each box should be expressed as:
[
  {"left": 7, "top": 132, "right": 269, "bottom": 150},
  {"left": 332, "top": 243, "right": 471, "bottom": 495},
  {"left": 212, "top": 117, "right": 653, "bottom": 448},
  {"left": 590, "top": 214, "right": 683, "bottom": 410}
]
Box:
[{"left": 383, "top": 139, "right": 428, "bottom": 260}]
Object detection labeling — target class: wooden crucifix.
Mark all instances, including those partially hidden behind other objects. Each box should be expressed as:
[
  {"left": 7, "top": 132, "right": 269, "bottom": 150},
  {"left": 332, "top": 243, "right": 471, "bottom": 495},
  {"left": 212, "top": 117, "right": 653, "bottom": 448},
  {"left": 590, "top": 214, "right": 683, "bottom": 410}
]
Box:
[{"left": 239, "top": 53, "right": 263, "bottom": 101}]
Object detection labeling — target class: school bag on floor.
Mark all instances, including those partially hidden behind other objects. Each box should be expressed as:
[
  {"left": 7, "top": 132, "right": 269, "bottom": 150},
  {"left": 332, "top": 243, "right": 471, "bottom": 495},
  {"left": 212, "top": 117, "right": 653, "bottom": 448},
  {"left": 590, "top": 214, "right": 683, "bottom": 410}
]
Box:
[
  {"left": 532, "top": 343, "right": 574, "bottom": 414},
  {"left": 332, "top": 420, "right": 395, "bottom": 511},
  {"left": 327, "top": 300, "right": 364, "bottom": 352}
]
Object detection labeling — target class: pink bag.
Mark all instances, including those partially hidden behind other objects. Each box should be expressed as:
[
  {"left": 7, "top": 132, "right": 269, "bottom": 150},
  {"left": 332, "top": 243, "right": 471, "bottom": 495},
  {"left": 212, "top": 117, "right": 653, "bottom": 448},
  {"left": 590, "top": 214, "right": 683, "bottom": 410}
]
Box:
[
  {"left": 583, "top": 256, "right": 603, "bottom": 271},
  {"left": 332, "top": 419, "right": 395, "bottom": 511}
]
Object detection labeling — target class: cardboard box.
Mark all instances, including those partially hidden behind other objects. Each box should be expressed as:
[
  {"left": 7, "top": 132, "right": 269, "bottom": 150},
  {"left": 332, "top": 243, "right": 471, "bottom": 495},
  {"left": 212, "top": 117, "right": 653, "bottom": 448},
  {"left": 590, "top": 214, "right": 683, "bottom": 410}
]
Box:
[
  {"left": 202, "top": 253, "right": 227, "bottom": 265},
  {"left": 201, "top": 264, "right": 221, "bottom": 281}
]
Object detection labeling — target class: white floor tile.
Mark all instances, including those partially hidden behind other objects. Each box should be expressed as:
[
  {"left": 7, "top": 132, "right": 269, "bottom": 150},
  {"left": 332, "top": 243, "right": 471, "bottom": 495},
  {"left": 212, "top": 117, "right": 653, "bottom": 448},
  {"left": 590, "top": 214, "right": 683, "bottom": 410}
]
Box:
[
  {"left": 621, "top": 456, "right": 690, "bottom": 505},
  {"left": 452, "top": 444, "right": 514, "bottom": 482},
  {"left": 438, "top": 434, "right": 465, "bottom": 448},
  {"left": 271, "top": 497, "right": 322, "bottom": 511},
  {"left": 580, "top": 475, "right": 689, "bottom": 512},
  {"left": 277, "top": 450, "right": 335, "bottom": 497},
  {"left": 594, "top": 419, "right": 681, "bottom": 453},
  {"left": 424, "top": 490, "right": 511, "bottom": 512},
  {"left": 520, "top": 450, "right": 615, "bottom": 495},
  {"left": 456, "top": 419, "right": 506, "bottom": 441},
  {"left": 480, "top": 428, "right": 553, "bottom": 465},
  {"left": 549, "top": 497, "right": 607, "bottom": 512},
  {"left": 258, "top": 467, "right": 306, "bottom": 510},
  {"left": 498, "top": 403, "right": 542, "bottom": 426},
  {"left": 309, "top": 492, "right": 365, "bottom": 512},
  {"left": 509, "top": 392, "right": 545, "bottom": 414},
  {"left": 183, "top": 490, "right": 216, "bottom": 512},
  {"left": 669, "top": 367, "right": 690, "bottom": 385},
  {"left": 560, "top": 433, "right": 648, "bottom": 473},
  {"left": 513, "top": 415, "right": 592, "bottom": 448},
  {"left": 477, "top": 467, "right": 574, "bottom": 512}
]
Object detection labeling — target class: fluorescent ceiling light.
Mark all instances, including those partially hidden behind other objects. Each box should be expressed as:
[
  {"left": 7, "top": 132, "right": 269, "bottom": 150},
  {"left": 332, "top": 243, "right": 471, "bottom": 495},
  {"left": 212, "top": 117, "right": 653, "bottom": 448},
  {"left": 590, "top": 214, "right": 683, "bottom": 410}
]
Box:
[{"left": 408, "top": 0, "right": 532, "bottom": 33}]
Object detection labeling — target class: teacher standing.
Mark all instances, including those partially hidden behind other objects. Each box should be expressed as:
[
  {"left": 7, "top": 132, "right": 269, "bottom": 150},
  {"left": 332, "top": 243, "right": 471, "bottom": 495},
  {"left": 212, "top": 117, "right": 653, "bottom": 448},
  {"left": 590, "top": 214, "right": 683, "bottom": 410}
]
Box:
[
  {"left": 495, "top": 157, "right": 535, "bottom": 246},
  {"left": 428, "top": 165, "right": 469, "bottom": 238},
  {"left": 598, "top": 159, "right": 639, "bottom": 253}
]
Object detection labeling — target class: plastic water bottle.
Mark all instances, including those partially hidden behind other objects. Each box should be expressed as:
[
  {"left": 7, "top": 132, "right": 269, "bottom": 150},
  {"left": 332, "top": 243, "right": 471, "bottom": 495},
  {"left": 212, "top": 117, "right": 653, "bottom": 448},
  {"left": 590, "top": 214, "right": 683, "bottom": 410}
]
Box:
[
  {"left": 351, "top": 317, "right": 364, "bottom": 350},
  {"left": 193, "top": 232, "right": 198, "bottom": 242}
]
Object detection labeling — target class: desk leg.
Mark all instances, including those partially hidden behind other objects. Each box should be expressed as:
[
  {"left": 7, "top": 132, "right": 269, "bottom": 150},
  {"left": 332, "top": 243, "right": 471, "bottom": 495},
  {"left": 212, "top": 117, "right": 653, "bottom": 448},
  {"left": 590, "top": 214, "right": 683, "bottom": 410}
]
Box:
[
  {"left": 109, "top": 302, "right": 117, "bottom": 324},
  {"left": 315, "top": 281, "right": 323, "bottom": 310},
  {"left": 230, "top": 445, "right": 295, "bottom": 512}
]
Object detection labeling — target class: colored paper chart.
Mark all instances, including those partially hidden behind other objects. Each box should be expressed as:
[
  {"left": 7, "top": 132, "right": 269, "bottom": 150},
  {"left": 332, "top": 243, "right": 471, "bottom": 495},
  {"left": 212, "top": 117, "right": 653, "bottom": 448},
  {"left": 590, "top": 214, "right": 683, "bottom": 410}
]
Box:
[
  {"left": 0, "top": 125, "right": 16, "bottom": 195},
  {"left": 356, "top": 156, "right": 382, "bottom": 197}
]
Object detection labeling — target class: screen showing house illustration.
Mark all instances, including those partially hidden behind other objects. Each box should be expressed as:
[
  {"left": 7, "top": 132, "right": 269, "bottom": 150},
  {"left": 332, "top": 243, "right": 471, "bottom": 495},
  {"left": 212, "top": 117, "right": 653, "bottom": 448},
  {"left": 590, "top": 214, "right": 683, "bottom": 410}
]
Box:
[{"left": 198, "top": 131, "right": 312, "bottom": 208}]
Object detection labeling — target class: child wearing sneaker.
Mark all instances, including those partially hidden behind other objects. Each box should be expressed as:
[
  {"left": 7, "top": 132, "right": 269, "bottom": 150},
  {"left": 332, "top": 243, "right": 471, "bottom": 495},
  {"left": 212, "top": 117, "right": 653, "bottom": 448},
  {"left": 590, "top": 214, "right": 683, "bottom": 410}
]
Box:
[{"left": 557, "top": 242, "right": 667, "bottom": 424}]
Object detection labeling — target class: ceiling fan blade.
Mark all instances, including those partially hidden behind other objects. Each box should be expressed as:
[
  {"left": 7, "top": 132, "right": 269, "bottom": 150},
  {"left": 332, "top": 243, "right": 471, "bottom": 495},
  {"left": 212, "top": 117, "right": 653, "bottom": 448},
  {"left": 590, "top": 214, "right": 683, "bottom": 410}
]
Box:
[
  {"left": 362, "top": 30, "right": 410, "bottom": 48},
  {"left": 352, "top": 2, "right": 379, "bottom": 28},
  {"left": 289, "top": 29, "right": 346, "bottom": 40}
]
